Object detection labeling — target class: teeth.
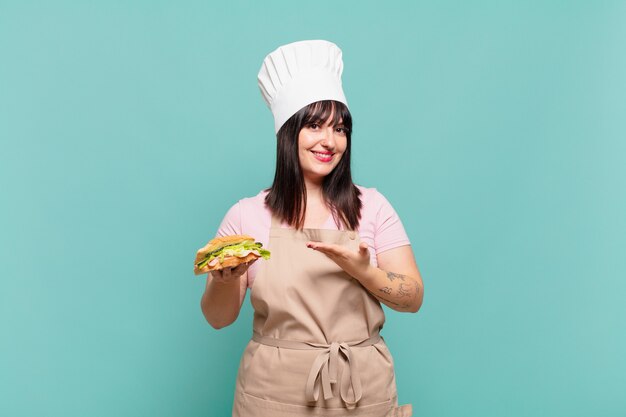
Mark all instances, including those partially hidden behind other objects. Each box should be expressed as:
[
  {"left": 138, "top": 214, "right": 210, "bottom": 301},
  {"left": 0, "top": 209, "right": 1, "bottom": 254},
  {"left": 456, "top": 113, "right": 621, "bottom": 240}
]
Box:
[{"left": 312, "top": 151, "right": 332, "bottom": 158}]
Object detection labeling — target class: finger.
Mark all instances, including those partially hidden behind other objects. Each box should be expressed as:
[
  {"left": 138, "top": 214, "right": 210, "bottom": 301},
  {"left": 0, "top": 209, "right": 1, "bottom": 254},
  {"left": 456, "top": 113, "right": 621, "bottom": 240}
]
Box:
[
  {"left": 306, "top": 241, "right": 343, "bottom": 255},
  {"left": 232, "top": 262, "right": 249, "bottom": 277},
  {"left": 243, "top": 259, "right": 257, "bottom": 269},
  {"left": 358, "top": 242, "right": 369, "bottom": 257},
  {"left": 210, "top": 269, "right": 223, "bottom": 282},
  {"left": 313, "top": 246, "right": 339, "bottom": 257},
  {"left": 309, "top": 247, "right": 342, "bottom": 263},
  {"left": 221, "top": 266, "right": 232, "bottom": 282}
]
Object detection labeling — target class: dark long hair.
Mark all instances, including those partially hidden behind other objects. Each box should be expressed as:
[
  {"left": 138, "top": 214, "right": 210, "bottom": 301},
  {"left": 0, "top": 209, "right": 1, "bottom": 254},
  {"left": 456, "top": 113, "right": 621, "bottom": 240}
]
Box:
[{"left": 264, "top": 100, "right": 362, "bottom": 231}]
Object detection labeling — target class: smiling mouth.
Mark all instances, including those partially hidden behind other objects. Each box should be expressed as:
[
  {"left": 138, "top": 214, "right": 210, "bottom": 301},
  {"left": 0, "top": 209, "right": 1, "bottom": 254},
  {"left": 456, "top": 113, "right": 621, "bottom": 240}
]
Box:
[{"left": 310, "top": 150, "right": 334, "bottom": 162}]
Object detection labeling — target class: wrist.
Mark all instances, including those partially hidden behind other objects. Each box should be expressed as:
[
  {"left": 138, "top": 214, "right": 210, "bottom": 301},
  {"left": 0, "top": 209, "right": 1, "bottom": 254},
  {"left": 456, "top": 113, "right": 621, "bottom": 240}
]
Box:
[{"left": 355, "top": 264, "right": 380, "bottom": 286}]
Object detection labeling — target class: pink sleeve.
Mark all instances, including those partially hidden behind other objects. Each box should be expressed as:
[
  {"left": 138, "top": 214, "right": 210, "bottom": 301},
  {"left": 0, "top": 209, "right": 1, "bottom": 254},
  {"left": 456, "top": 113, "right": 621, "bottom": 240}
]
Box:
[
  {"left": 374, "top": 190, "right": 411, "bottom": 254},
  {"left": 215, "top": 201, "right": 242, "bottom": 237}
]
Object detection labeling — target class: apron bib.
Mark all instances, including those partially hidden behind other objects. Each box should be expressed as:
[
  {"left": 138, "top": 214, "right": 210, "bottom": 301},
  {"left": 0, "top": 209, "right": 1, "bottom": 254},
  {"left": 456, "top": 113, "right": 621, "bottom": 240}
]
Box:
[{"left": 232, "top": 215, "right": 412, "bottom": 417}]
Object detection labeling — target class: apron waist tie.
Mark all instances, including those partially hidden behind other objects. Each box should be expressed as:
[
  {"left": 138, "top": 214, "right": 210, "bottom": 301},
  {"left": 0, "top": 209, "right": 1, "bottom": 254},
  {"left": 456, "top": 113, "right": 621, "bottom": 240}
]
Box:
[{"left": 252, "top": 331, "right": 381, "bottom": 409}]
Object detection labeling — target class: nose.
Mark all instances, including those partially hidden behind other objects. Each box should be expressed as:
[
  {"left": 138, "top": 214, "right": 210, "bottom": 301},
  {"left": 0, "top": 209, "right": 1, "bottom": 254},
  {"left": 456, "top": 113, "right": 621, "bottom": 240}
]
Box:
[{"left": 320, "top": 126, "right": 336, "bottom": 149}]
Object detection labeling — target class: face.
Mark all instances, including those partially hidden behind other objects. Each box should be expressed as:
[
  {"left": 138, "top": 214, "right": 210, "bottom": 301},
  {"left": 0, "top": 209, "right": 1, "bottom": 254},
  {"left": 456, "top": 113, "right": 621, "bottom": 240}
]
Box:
[{"left": 298, "top": 113, "right": 348, "bottom": 184}]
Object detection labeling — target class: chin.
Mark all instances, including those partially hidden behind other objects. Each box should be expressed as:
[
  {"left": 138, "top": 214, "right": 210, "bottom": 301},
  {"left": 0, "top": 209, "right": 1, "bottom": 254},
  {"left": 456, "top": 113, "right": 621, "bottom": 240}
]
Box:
[{"left": 319, "top": 168, "right": 337, "bottom": 178}]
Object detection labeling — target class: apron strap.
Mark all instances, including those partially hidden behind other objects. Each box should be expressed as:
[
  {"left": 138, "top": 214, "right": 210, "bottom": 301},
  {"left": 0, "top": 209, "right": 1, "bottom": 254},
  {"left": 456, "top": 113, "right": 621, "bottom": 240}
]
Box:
[
  {"left": 270, "top": 214, "right": 281, "bottom": 228},
  {"left": 252, "top": 332, "right": 381, "bottom": 408}
]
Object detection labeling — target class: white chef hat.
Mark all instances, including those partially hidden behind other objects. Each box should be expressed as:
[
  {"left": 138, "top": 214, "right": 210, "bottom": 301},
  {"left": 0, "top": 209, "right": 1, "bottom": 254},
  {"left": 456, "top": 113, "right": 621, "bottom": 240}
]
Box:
[{"left": 257, "top": 40, "right": 349, "bottom": 134}]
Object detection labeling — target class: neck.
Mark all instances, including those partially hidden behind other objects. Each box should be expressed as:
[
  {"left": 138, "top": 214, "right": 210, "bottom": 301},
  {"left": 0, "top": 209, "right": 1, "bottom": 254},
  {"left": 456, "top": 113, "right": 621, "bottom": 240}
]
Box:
[{"left": 304, "top": 177, "right": 324, "bottom": 203}]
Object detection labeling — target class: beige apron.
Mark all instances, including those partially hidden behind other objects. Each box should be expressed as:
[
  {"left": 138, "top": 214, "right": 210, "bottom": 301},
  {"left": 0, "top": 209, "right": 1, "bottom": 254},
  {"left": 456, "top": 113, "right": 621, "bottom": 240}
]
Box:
[{"left": 232, "top": 215, "right": 413, "bottom": 417}]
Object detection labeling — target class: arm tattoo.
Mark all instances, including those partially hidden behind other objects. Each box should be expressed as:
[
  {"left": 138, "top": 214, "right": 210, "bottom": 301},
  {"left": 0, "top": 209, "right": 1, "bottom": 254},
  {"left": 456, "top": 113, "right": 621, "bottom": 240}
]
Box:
[
  {"left": 386, "top": 272, "right": 406, "bottom": 282},
  {"left": 372, "top": 271, "right": 421, "bottom": 311},
  {"left": 397, "top": 283, "right": 411, "bottom": 297}
]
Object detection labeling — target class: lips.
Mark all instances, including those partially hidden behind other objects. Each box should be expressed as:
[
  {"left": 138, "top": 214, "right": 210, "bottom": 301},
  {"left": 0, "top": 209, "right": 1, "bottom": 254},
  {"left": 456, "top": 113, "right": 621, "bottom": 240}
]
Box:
[{"left": 310, "top": 150, "right": 334, "bottom": 162}]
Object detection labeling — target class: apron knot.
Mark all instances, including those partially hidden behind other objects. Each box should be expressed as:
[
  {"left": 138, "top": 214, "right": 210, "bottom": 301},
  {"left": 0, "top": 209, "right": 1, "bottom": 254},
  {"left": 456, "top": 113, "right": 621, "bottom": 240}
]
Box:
[{"left": 252, "top": 332, "right": 380, "bottom": 409}]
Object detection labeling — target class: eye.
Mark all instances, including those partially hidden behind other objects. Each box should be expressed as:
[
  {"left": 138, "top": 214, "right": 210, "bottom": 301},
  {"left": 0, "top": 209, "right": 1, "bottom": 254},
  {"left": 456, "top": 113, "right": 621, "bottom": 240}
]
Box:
[
  {"left": 336, "top": 126, "right": 348, "bottom": 134},
  {"left": 308, "top": 123, "right": 319, "bottom": 129}
]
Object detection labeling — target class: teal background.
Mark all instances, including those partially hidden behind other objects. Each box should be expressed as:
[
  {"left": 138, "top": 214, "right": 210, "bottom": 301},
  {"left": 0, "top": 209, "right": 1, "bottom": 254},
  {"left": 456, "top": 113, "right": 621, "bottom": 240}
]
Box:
[{"left": 1, "top": 1, "right": 625, "bottom": 416}]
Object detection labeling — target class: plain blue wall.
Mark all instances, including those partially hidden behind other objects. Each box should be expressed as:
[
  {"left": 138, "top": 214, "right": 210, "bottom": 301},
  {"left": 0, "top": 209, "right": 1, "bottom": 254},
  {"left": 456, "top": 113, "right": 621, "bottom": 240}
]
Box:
[{"left": 1, "top": 1, "right": 625, "bottom": 416}]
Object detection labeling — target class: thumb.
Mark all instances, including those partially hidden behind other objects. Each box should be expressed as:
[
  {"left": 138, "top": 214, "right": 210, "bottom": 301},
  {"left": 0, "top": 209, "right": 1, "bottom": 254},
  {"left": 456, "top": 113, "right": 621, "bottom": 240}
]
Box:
[{"left": 358, "top": 241, "right": 369, "bottom": 256}]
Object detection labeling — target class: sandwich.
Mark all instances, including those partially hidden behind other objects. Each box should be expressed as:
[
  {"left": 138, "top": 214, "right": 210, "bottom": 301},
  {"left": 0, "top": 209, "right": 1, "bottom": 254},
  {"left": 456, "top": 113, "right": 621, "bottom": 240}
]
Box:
[{"left": 194, "top": 234, "right": 271, "bottom": 275}]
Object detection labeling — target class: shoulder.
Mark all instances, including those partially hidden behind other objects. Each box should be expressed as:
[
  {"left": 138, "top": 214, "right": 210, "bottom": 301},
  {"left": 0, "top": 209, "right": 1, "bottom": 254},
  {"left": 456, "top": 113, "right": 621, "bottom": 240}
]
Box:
[
  {"left": 235, "top": 188, "right": 271, "bottom": 229},
  {"left": 218, "top": 189, "right": 270, "bottom": 237},
  {"left": 355, "top": 184, "right": 391, "bottom": 210},
  {"left": 353, "top": 184, "right": 410, "bottom": 257},
  {"left": 221, "top": 189, "right": 269, "bottom": 222},
  {"left": 355, "top": 184, "right": 405, "bottom": 227}
]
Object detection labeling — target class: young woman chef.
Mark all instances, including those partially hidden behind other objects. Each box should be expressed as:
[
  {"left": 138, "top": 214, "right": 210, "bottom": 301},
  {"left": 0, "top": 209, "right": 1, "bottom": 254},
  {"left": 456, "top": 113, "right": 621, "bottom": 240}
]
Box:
[{"left": 199, "top": 39, "right": 423, "bottom": 417}]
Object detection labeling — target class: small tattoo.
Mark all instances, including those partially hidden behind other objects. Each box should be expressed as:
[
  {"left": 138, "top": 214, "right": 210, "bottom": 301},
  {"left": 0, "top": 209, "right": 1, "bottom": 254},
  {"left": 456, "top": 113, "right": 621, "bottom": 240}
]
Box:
[
  {"left": 397, "top": 283, "right": 411, "bottom": 297},
  {"left": 386, "top": 272, "right": 406, "bottom": 282},
  {"left": 372, "top": 274, "right": 421, "bottom": 311}
]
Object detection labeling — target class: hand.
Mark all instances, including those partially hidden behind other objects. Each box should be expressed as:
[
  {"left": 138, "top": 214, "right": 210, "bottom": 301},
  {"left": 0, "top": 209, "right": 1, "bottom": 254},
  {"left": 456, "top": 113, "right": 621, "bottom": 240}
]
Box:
[
  {"left": 306, "top": 240, "right": 371, "bottom": 282},
  {"left": 209, "top": 260, "right": 256, "bottom": 284}
]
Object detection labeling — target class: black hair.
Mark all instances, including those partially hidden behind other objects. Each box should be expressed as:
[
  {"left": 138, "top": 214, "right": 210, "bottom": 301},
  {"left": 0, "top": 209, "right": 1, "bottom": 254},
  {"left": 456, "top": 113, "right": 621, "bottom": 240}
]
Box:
[{"left": 264, "top": 100, "right": 362, "bottom": 230}]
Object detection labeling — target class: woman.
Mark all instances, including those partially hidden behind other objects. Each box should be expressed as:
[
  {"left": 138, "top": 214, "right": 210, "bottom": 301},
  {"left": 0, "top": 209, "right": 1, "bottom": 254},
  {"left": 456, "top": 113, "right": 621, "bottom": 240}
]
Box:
[{"left": 199, "top": 40, "right": 423, "bottom": 417}]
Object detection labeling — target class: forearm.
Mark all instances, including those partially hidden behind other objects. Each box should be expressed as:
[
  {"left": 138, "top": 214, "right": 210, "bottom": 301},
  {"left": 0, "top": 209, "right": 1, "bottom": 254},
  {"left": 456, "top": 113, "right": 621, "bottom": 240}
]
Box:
[
  {"left": 356, "top": 265, "right": 423, "bottom": 313},
  {"left": 200, "top": 277, "right": 243, "bottom": 329}
]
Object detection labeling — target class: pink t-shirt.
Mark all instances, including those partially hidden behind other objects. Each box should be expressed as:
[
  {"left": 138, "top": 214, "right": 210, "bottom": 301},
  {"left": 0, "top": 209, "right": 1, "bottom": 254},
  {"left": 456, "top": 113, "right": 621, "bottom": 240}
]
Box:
[{"left": 215, "top": 185, "right": 411, "bottom": 288}]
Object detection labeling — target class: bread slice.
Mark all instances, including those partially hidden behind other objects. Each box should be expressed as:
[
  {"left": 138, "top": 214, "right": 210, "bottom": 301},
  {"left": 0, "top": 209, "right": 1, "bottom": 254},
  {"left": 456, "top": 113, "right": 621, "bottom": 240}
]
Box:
[{"left": 199, "top": 234, "right": 256, "bottom": 256}]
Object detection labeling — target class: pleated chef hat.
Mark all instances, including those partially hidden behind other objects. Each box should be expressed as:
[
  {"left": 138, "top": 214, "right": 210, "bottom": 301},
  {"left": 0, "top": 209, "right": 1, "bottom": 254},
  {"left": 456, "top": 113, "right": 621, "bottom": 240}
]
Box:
[{"left": 257, "top": 40, "right": 349, "bottom": 134}]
